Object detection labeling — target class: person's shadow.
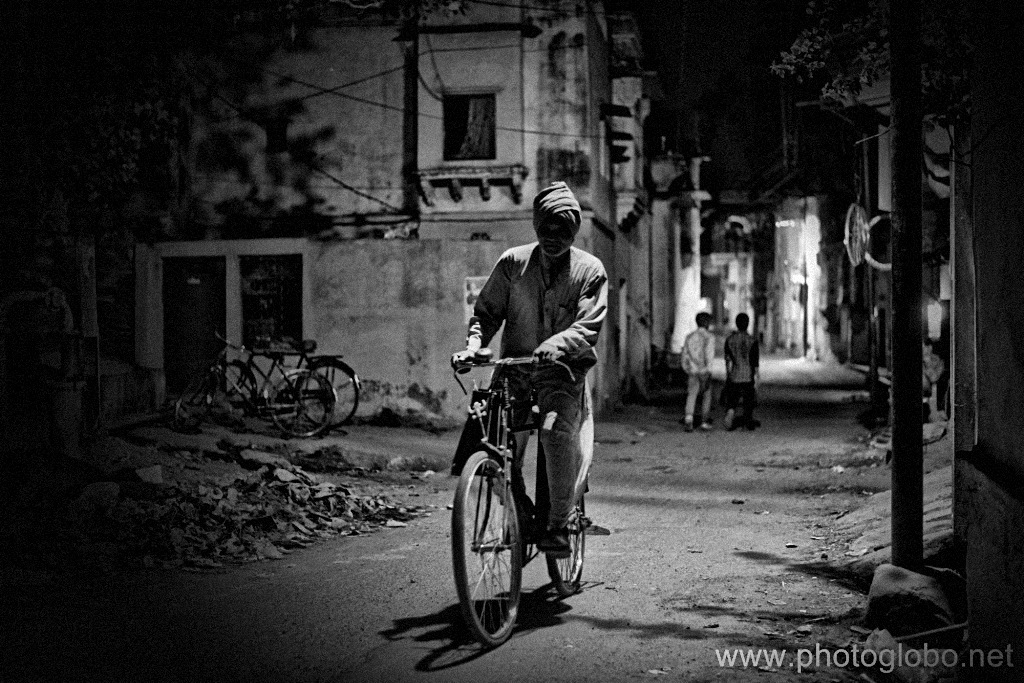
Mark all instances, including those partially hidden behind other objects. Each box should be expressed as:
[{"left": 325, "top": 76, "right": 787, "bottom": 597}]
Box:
[{"left": 380, "top": 584, "right": 574, "bottom": 671}]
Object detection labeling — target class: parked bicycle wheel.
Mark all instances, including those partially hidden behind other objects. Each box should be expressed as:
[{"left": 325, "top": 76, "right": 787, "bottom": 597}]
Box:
[
  {"left": 546, "top": 496, "right": 586, "bottom": 597},
  {"left": 452, "top": 451, "right": 523, "bottom": 647},
  {"left": 268, "top": 369, "right": 335, "bottom": 438},
  {"left": 310, "top": 358, "right": 360, "bottom": 426},
  {"left": 224, "top": 360, "right": 257, "bottom": 411},
  {"left": 173, "top": 368, "right": 221, "bottom": 430}
]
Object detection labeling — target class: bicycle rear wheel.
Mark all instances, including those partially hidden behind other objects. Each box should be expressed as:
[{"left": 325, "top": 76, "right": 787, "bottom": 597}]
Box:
[
  {"left": 452, "top": 451, "right": 522, "bottom": 647},
  {"left": 173, "top": 368, "right": 220, "bottom": 430},
  {"left": 310, "top": 358, "right": 359, "bottom": 426},
  {"left": 269, "top": 369, "right": 335, "bottom": 438},
  {"left": 546, "top": 496, "right": 586, "bottom": 597}
]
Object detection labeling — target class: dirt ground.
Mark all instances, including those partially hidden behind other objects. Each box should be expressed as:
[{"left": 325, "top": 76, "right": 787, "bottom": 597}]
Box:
[{"left": 1, "top": 360, "right": 955, "bottom": 682}]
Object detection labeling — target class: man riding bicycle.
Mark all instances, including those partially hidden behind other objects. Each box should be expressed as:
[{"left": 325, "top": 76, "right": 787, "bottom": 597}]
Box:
[{"left": 452, "top": 181, "right": 608, "bottom": 558}]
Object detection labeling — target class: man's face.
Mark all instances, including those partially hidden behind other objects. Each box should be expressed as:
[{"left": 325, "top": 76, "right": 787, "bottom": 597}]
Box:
[{"left": 535, "top": 214, "right": 577, "bottom": 257}]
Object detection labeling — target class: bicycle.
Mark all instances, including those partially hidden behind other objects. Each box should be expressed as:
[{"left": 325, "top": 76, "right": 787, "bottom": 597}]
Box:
[
  {"left": 173, "top": 332, "right": 335, "bottom": 438},
  {"left": 449, "top": 349, "right": 590, "bottom": 647},
  {"left": 246, "top": 335, "right": 361, "bottom": 428},
  {"left": 284, "top": 338, "right": 360, "bottom": 428}
]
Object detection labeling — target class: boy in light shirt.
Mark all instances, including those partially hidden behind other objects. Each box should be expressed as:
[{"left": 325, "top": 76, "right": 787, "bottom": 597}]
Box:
[{"left": 681, "top": 312, "right": 715, "bottom": 432}]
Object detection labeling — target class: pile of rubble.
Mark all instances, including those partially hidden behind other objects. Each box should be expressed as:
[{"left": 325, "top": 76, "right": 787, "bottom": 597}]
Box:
[
  {"left": 110, "top": 465, "right": 424, "bottom": 569},
  {"left": 5, "top": 442, "right": 429, "bottom": 572}
]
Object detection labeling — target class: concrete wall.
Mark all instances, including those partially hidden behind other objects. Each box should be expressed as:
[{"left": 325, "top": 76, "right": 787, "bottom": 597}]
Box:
[
  {"left": 310, "top": 239, "right": 510, "bottom": 418},
  {"left": 958, "top": 3, "right": 1024, "bottom": 676},
  {"left": 186, "top": 24, "right": 408, "bottom": 226},
  {"left": 138, "top": 237, "right": 510, "bottom": 420}
]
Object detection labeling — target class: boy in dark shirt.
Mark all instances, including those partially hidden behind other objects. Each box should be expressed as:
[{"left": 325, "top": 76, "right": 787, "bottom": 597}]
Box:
[{"left": 723, "top": 313, "right": 760, "bottom": 430}]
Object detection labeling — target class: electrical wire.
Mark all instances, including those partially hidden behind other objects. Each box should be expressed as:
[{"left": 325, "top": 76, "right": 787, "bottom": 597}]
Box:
[
  {"left": 459, "top": 0, "right": 607, "bottom": 17},
  {"left": 422, "top": 34, "right": 447, "bottom": 101},
  {"left": 302, "top": 154, "right": 405, "bottom": 212},
  {"left": 255, "top": 62, "right": 602, "bottom": 140},
  {"left": 295, "top": 62, "right": 407, "bottom": 102}
]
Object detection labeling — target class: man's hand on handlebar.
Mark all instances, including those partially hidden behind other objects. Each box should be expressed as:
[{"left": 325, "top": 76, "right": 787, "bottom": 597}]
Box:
[
  {"left": 532, "top": 341, "right": 564, "bottom": 363},
  {"left": 451, "top": 349, "right": 475, "bottom": 367}
]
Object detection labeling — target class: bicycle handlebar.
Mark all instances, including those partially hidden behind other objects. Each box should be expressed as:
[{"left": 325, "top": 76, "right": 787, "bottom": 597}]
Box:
[
  {"left": 213, "top": 331, "right": 313, "bottom": 358},
  {"left": 452, "top": 354, "right": 576, "bottom": 384},
  {"left": 214, "top": 330, "right": 246, "bottom": 353}
]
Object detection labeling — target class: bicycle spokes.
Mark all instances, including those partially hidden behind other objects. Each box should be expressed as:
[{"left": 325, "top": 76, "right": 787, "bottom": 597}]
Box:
[{"left": 452, "top": 453, "right": 521, "bottom": 646}]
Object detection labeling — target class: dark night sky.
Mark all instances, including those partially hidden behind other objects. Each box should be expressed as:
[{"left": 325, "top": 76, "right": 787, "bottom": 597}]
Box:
[{"left": 619, "top": 0, "right": 803, "bottom": 194}]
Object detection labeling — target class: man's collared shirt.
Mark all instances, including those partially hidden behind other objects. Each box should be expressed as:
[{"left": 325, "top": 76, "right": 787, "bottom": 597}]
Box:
[{"left": 472, "top": 244, "right": 607, "bottom": 370}]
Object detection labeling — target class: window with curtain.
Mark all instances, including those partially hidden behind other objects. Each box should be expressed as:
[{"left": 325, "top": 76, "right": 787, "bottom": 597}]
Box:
[{"left": 443, "top": 94, "right": 496, "bottom": 161}]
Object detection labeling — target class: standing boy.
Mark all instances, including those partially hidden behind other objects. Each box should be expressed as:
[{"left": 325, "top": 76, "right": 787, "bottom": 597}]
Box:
[
  {"left": 723, "top": 312, "right": 760, "bottom": 430},
  {"left": 681, "top": 312, "right": 715, "bottom": 432}
]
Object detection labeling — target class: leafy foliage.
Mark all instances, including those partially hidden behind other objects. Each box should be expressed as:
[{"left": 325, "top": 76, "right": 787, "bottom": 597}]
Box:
[
  {"left": 11, "top": 0, "right": 465, "bottom": 233},
  {"left": 771, "top": 0, "right": 971, "bottom": 126}
]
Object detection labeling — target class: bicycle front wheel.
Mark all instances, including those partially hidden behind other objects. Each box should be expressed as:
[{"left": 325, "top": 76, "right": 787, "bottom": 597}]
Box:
[
  {"left": 224, "top": 360, "right": 257, "bottom": 412},
  {"left": 452, "top": 451, "right": 522, "bottom": 647},
  {"left": 268, "top": 369, "right": 335, "bottom": 438},
  {"left": 546, "top": 495, "right": 586, "bottom": 597},
  {"left": 310, "top": 358, "right": 359, "bottom": 426}
]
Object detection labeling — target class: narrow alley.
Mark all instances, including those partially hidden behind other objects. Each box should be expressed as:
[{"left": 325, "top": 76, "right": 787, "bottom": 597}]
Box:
[{"left": 3, "top": 358, "right": 954, "bottom": 682}]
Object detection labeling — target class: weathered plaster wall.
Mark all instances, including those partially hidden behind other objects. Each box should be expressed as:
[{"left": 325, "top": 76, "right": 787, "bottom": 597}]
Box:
[
  {"left": 648, "top": 192, "right": 676, "bottom": 357},
  {"left": 960, "top": 4, "right": 1024, "bottom": 676},
  {"left": 140, "top": 238, "right": 513, "bottom": 420},
  {"left": 187, "top": 24, "right": 407, "bottom": 227},
  {"left": 310, "top": 239, "right": 508, "bottom": 419},
  {"left": 958, "top": 459, "right": 1024, "bottom": 682},
  {"left": 417, "top": 3, "right": 523, "bottom": 213}
]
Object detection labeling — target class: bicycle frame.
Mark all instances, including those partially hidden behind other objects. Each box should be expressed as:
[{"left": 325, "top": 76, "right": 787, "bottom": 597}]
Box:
[
  {"left": 177, "top": 332, "right": 335, "bottom": 438},
  {"left": 219, "top": 336, "right": 295, "bottom": 395},
  {"left": 450, "top": 355, "right": 589, "bottom": 646},
  {"left": 454, "top": 356, "right": 575, "bottom": 544}
]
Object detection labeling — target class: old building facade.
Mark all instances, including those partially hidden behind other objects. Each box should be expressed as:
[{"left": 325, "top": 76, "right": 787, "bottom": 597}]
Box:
[{"left": 130, "top": 1, "right": 651, "bottom": 422}]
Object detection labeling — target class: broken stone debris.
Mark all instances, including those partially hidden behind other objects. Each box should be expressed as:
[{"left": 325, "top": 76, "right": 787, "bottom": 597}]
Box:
[
  {"left": 863, "top": 628, "right": 958, "bottom": 683},
  {"left": 69, "top": 481, "right": 121, "bottom": 522},
  {"left": 108, "top": 463, "right": 427, "bottom": 569},
  {"left": 237, "top": 449, "right": 292, "bottom": 471},
  {"left": 865, "top": 563, "right": 955, "bottom": 641},
  {"left": 24, "top": 449, "right": 427, "bottom": 572}
]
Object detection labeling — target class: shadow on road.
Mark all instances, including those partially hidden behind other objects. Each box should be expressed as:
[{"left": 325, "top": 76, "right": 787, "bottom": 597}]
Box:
[
  {"left": 380, "top": 584, "right": 575, "bottom": 671},
  {"left": 734, "top": 549, "right": 869, "bottom": 590}
]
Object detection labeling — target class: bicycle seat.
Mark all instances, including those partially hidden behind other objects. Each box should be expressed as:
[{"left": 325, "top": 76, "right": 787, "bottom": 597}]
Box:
[{"left": 281, "top": 337, "right": 317, "bottom": 354}]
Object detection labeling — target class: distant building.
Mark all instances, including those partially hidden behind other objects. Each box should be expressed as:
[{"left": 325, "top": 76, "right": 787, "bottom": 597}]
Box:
[{"left": 130, "top": 1, "right": 651, "bottom": 422}]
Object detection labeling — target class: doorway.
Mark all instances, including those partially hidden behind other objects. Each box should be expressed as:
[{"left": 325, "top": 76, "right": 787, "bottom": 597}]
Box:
[{"left": 162, "top": 257, "right": 226, "bottom": 393}]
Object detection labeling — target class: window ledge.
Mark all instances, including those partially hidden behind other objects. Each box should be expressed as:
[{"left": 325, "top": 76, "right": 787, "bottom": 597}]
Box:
[{"left": 417, "top": 163, "right": 528, "bottom": 205}]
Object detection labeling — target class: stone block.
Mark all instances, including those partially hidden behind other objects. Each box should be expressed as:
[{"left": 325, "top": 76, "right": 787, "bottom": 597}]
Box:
[{"left": 866, "top": 563, "right": 955, "bottom": 640}]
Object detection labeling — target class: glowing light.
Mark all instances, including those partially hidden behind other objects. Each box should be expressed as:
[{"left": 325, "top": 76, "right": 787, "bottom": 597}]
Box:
[{"left": 926, "top": 300, "right": 944, "bottom": 340}]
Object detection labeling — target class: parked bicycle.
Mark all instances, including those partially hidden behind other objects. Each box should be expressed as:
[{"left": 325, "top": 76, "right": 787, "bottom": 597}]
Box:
[
  {"left": 251, "top": 335, "right": 361, "bottom": 429},
  {"left": 173, "top": 332, "right": 336, "bottom": 438},
  {"left": 449, "top": 349, "right": 589, "bottom": 647}
]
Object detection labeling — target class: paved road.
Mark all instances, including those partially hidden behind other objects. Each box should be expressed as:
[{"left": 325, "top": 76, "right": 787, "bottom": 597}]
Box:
[{"left": 5, "top": 380, "right": 884, "bottom": 683}]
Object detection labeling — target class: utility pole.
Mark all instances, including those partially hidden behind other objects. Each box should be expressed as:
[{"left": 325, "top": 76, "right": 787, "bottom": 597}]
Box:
[
  {"left": 402, "top": 8, "right": 420, "bottom": 217},
  {"left": 889, "top": 0, "right": 924, "bottom": 569}
]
